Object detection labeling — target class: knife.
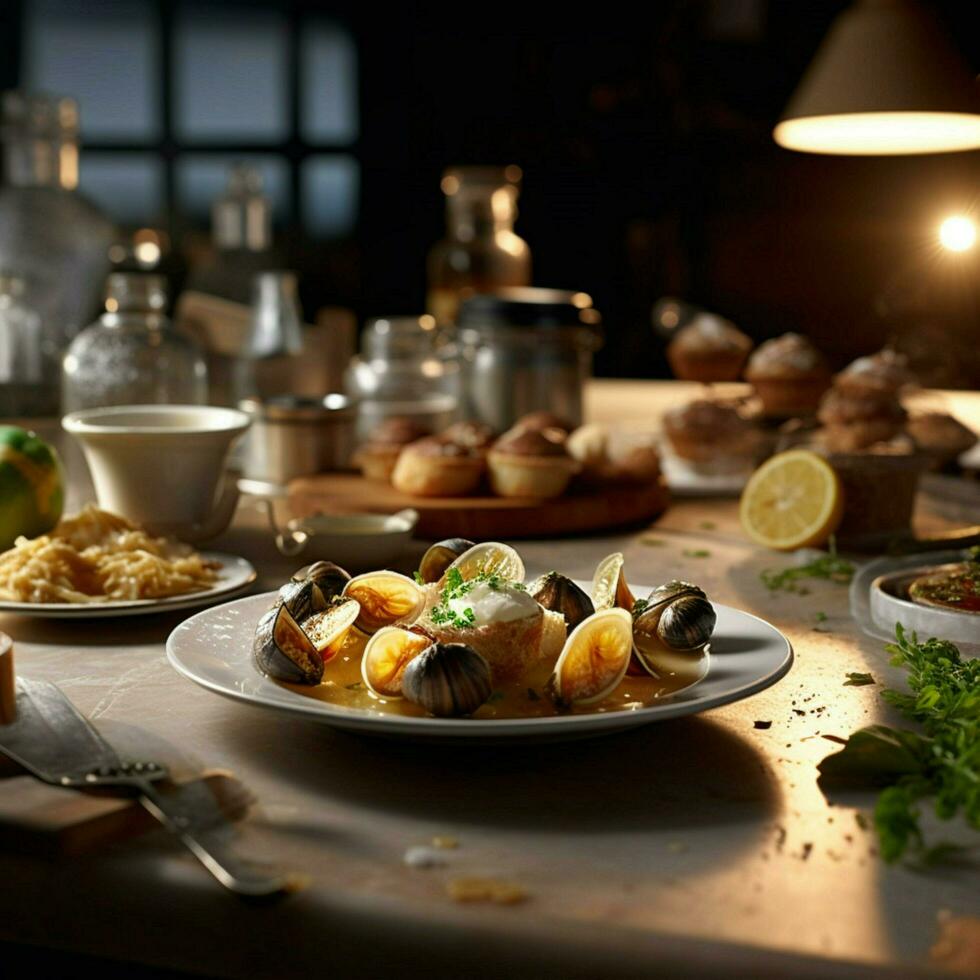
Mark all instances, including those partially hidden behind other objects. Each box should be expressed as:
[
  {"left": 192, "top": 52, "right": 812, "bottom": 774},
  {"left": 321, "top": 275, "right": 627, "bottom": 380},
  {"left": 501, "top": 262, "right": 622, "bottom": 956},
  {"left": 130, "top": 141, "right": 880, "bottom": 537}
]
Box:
[{"left": 0, "top": 678, "right": 301, "bottom": 897}]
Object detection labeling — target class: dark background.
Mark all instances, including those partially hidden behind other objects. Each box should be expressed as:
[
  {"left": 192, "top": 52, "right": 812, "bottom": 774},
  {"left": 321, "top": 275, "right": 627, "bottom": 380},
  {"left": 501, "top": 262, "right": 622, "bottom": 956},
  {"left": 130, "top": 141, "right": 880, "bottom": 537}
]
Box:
[{"left": 2, "top": 0, "right": 978, "bottom": 382}]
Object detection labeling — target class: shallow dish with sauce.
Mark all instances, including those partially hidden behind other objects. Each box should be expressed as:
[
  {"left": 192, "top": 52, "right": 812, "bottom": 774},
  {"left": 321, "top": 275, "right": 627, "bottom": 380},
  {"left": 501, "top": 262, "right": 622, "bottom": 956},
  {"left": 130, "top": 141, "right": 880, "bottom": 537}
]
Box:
[{"left": 166, "top": 542, "right": 792, "bottom": 741}]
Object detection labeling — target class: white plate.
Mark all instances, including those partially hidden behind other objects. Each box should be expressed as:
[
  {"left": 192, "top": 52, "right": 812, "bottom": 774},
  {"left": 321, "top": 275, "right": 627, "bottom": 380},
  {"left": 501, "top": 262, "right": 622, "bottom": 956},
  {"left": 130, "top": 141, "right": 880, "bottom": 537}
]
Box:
[
  {"left": 165, "top": 583, "right": 793, "bottom": 741},
  {"left": 0, "top": 553, "right": 256, "bottom": 619}
]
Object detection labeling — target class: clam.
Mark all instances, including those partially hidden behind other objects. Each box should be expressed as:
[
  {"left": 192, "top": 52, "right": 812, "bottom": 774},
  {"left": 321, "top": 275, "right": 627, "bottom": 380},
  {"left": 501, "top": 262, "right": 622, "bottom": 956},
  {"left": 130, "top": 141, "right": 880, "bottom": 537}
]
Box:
[
  {"left": 361, "top": 627, "right": 434, "bottom": 699},
  {"left": 631, "top": 580, "right": 715, "bottom": 680},
  {"left": 528, "top": 571, "right": 594, "bottom": 630},
  {"left": 253, "top": 603, "right": 323, "bottom": 685},
  {"left": 342, "top": 571, "right": 426, "bottom": 634},
  {"left": 418, "top": 538, "right": 475, "bottom": 585},
  {"left": 548, "top": 607, "right": 633, "bottom": 706},
  {"left": 301, "top": 596, "right": 361, "bottom": 662},
  {"left": 278, "top": 560, "right": 351, "bottom": 621},
  {"left": 591, "top": 552, "right": 636, "bottom": 612},
  {"left": 401, "top": 642, "right": 493, "bottom": 717}
]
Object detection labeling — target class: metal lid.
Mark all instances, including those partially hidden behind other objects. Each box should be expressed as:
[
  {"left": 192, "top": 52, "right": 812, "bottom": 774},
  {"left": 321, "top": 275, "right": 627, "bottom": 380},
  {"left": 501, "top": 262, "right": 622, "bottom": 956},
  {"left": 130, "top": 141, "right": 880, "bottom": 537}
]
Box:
[
  {"left": 238, "top": 393, "right": 356, "bottom": 422},
  {"left": 458, "top": 288, "right": 601, "bottom": 329}
]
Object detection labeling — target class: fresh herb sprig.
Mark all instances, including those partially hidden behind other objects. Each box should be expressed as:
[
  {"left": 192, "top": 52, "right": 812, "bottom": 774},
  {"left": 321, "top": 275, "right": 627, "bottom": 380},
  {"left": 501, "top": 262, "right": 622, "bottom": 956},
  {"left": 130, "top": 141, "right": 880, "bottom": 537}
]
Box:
[
  {"left": 819, "top": 624, "right": 980, "bottom": 863},
  {"left": 761, "top": 536, "right": 854, "bottom": 594}
]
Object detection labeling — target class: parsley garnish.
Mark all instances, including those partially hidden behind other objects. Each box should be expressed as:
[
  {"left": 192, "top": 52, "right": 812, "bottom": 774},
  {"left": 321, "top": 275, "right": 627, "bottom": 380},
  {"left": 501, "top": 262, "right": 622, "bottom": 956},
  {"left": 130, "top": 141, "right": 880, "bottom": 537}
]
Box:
[
  {"left": 819, "top": 624, "right": 980, "bottom": 863},
  {"left": 761, "top": 536, "right": 854, "bottom": 593},
  {"left": 428, "top": 567, "right": 519, "bottom": 629},
  {"left": 413, "top": 570, "right": 424, "bottom": 585}
]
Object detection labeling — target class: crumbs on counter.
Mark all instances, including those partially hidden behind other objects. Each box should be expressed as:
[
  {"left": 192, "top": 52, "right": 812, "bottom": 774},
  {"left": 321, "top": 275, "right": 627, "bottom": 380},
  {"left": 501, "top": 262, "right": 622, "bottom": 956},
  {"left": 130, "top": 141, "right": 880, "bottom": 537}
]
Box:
[
  {"left": 447, "top": 877, "right": 528, "bottom": 905},
  {"left": 403, "top": 846, "right": 447, "bottom": 869},
  {"left": 754, "top": 720, "right": 772, "bottom": 730}
]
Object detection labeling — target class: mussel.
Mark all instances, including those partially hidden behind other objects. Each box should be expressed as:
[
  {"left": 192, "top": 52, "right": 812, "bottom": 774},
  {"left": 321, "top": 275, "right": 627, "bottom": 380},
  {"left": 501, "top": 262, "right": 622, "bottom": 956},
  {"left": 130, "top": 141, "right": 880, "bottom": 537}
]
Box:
[
  {"left": 528, "top": 571, "right": 595, "bottom": 630},
  {"left": 401, "top": 642, "right": 493, "bottom": 717},
  {"left": 631, "top": 580, "right": 715, "bottom": 680},
  {"left": 418, "top": 538, "right": 476, "bottom": 584},
  {"left": 278, "top": 560, "right": 351, "bottom": 621},
  {"left": 253, "top": 603, "right": 323, "bottom": 685}
]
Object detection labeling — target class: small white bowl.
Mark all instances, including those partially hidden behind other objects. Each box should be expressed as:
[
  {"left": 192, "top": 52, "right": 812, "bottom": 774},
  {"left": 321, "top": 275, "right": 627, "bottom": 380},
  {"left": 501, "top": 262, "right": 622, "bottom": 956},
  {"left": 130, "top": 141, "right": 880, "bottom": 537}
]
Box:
[{"left": 276, "top": 509, "right": 419, "bottom": 571}]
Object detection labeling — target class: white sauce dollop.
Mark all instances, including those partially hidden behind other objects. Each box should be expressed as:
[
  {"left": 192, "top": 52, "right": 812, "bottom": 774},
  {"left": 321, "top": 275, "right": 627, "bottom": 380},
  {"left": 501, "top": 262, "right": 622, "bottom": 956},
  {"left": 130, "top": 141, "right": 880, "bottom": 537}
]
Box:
[{"left": 446, "top": 581, "right": 539, "bottom": 627}]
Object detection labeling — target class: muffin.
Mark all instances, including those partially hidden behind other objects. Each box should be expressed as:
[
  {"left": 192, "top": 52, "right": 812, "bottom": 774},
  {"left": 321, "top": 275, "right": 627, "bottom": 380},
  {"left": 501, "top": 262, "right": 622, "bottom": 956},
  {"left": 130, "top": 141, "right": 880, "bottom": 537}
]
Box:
[
  {"left": 486, "top": 427, "right": 577, "bottom": 498},
  {"left": 354, "top": 417, "right": 431, "bottom": 481},
  {"left": 390, "top": 437, "right": 485, "bottom": 497},
  {"left": 816, "top": 388, "right": 907, "bottom": 453},
  {"left": 906, "top": 411, "right": 977, "bottom": 468},
  {"left": 744, "top": 333, "right": 832, "bottom": 418},
  {"left": 662, "top": 399, "right": 762, "bottom": 475},
  {"left": 665, "top": 313, "right": 753, "bottom": 383},
  {"left": 441, "top": 420, "right": 496, "bottom": 453},
  {"left": 566, "top": 424, "right": 662, "bottom": 486},
  {"left": 511, "top": 411, "right": 574, "bottom": 438},
  {"left": 833, "top": 349, "right": 915, "bottom": 398}
]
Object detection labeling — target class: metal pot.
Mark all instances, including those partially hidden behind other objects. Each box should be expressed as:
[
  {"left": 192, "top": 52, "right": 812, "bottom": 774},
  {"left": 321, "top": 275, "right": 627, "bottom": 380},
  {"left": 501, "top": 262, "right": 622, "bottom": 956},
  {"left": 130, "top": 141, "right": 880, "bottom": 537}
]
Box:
[{"left": 238, "top": 394, "right": 357, "bottom": 484}]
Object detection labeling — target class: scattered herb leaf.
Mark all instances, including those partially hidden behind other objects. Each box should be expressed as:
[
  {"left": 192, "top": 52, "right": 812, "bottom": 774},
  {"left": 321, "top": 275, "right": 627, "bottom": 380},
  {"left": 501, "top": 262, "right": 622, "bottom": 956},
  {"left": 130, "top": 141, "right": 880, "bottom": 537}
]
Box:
[
  {"left": 640, "top": 537, "right": 666, "bottom": 547},
  {"left": 699, "top": 521, "right": 717, "bottom": 530},
  {"left": 844, "top": 672, "right": 875, "bottom": 687},
  {"left": 345, "top": 681, "right": 364, "bottom": 691},
  {"left": 413, "top": 570, "right": 425, "bottom": 585},
  {"left": 815, "top": 611, "right": 828, "bottom": 623},
  {"left": 761, "top": 536, "right": 854, "bottom": 593},
  {"left": 487, "top": 691, "right": 505, "bottom": 703},
  {"left": 818, "top": 624, "right": 980, "bottom": 863},
  {"left": 683, "top": 549, "right": 711, "bottom": 558}
]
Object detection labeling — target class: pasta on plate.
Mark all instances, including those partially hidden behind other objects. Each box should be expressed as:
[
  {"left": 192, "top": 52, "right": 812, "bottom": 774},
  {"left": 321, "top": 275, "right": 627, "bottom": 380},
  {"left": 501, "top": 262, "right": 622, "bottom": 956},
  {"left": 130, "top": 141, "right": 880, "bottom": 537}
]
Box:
[{"left": 0, "top": 505, "right": 219, "bottom": 604}]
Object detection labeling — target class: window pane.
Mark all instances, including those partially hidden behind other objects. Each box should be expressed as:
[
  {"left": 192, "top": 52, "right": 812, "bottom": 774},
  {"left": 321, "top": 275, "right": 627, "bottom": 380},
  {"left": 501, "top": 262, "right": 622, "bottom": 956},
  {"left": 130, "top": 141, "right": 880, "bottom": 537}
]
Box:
[
  {"left": 22, "top": 0, "right": 159, "bottom": 141},
  {"left": 302, "top": 155, "right": 359, "bottom": 238},
  {"left": 301, "top": 21, "right": 358, "bottom": 144},
  {"left": 176, "top": 154, "right": 290, "bottom": 222},
  {"left": 79, "top": 152, "right": 164, "bottom": 224},
  {"left": 173, "top": 4, "right": 288, "bottom": 143}
]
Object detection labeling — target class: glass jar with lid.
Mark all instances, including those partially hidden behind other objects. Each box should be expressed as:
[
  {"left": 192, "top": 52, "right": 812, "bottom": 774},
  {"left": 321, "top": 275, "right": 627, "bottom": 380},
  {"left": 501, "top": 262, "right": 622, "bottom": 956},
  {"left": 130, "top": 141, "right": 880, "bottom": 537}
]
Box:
[
  {"left": 62, "top": 273, "right": 209, "bottom": 412},
  {"left": 344, "top": 315, "right": 460, "bottom": 441},
  {"left": 426, "top": 166, "right": 531, "bottom": 325},
  {"left": 457, "top": 288, "right": 602, "bottom": 432}
]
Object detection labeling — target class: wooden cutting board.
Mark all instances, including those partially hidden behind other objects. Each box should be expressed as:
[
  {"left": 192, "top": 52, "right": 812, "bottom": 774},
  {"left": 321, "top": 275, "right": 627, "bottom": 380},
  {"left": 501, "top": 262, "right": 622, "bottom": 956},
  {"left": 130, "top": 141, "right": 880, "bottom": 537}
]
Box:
[
  {"left": 0, "top": 763, "right": 252, "bottom": 856},
  {"left": 288, "top": 473, "right": 670, "bottom": 539}
]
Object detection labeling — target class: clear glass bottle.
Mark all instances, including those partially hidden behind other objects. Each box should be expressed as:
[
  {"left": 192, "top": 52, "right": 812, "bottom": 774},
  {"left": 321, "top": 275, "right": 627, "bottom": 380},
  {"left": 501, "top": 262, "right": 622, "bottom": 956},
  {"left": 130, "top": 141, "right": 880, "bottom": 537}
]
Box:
[
  {"left": 0, "top": 92, "right": 117, "bottom": 409},
  {"left": 62, "top": 274, "right": 209, "bottom": 412},
  {"left": 0, "top": 273, "right": 46, "bottom": 416},
  {"left": 426, "top": 166, "right": 531, "bottom": 325},
  {"left": 185, "top": 163, "right": 280, "bottom": 304}
]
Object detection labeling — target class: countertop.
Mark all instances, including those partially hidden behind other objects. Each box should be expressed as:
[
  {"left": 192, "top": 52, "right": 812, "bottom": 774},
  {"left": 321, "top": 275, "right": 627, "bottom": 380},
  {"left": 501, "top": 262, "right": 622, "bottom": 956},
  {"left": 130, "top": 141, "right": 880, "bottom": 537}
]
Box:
[{"left": 1, "top": 380, "right": 978, "bottom": 979}]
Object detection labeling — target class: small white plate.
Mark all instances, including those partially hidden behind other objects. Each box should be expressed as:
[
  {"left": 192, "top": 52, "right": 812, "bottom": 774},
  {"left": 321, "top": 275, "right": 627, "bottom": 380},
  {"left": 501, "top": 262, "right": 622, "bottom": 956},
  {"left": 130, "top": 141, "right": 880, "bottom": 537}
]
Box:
[
  {"left": 166, "top": 583, "right": 793, "bottom": 741},
  {"left": 0, "top": 553, "right": 256, "bottom": 619}
]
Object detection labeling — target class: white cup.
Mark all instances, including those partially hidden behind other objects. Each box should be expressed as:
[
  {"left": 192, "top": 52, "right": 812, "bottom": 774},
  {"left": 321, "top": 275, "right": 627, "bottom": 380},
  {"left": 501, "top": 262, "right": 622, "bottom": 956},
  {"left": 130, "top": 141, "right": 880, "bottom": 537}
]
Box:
[{"left": 62, "top": 405, "right": 252, "bottom": 543}]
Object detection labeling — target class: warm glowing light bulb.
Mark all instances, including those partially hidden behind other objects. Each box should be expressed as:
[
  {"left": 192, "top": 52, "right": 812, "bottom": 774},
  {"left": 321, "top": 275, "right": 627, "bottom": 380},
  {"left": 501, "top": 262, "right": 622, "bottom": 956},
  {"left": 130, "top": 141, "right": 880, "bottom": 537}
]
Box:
[{"left": 939, "top": 215, "right": 977, "bottom": 252}]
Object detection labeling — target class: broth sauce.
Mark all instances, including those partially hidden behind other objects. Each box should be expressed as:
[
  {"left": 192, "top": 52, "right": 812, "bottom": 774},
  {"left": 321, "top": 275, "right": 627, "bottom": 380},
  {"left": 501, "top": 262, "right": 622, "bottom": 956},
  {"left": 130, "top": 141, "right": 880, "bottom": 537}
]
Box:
[{"left": 281, "top": 629, "right": 702, "bottom": 719}]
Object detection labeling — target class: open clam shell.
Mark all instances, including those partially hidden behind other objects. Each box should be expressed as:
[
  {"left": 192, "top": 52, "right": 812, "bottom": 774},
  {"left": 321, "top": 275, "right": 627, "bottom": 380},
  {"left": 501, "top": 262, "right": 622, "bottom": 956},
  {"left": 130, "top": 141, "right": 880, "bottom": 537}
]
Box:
[
  {"left": 591, "top": 552, "right": 636, "bottom": 612},
  {"left": 302, "top": 596, "right": 361, "bottom": 662},
  {"left": 361, "top": 627, "right": 433, "bottom": 699},
  {"left": 418, "top": 538, "right": 475, "bottom": 585},
  {"left": 548, "top": 607, "right": 633, "bottom": 706},
  {"left": 253, "top": 603, "right": 323, "bottom": 685},
  {"left": 343, "top": 571, "right": 426, "bottom": 635}
]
